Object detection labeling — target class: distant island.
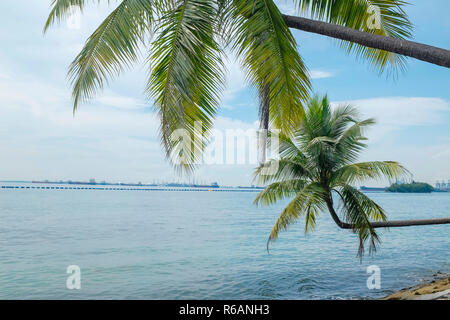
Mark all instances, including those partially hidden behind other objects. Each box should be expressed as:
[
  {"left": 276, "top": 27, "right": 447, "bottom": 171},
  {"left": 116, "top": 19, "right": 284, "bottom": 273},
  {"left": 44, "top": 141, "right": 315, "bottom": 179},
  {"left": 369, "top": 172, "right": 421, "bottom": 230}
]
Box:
[
  {"left": 0, "top": 179, "right": 265, "bottom": 190},
  {"left": 386, "top": 182, "right": 434, "bottom": 193}
]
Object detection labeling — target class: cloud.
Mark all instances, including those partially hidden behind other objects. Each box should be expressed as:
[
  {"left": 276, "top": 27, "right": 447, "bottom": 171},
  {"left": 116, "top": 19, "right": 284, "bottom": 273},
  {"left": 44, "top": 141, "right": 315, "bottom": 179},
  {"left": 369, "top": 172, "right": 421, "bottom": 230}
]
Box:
[
  {"left": 348, "top": 97, "right": 449, "bottom": 126},
  {"left": 332, "top": 97, "right": 450, "bottom": 142},
  {"left": 331, "top": 96, "right": 450, "bottom": 185},
  {"left": 215, "top": 116, "right": 259, "bottom": 131},
  {"left": 96, "top": 93, "right": 147, "bottom": 110},
  {"left": 0, "top": 68, "right": 166, "bottom": 180},
  {"left": 361, "top": 142, "right": 450, "bottom": 185},
  {"left": 310, "top": 70, "right": 335, "bottom": 79},
  {"left": 222, "top": 55, "right": 248, "bottom": 103}
]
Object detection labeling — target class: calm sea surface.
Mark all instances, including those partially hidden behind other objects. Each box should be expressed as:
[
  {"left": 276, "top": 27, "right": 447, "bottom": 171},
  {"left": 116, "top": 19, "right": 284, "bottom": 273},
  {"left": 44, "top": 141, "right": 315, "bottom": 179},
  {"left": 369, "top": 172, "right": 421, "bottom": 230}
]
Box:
[{"left": 0, "top": 183, "right": 449, "bottom": 299}]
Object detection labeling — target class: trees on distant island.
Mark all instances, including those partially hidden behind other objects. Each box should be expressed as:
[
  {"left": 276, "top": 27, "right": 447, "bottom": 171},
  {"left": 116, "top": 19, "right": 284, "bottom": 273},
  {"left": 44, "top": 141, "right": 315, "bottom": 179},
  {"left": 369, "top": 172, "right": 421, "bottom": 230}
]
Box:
[{"left": 386, "top": 182, "right": 434, "bottom": 193}]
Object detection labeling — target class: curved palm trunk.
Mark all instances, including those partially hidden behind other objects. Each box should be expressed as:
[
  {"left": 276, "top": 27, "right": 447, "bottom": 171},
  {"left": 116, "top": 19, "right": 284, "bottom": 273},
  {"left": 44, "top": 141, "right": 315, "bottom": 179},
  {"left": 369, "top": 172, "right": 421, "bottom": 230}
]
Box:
[
  {"left": 325, "top": 196, "right": 450, "bottom": 229},
  {"left": 370, "top": 218, "right": 450, "bottom": 228},
  {"left": 258, "top": 84, "right": 270, "bottom": 165},
  {"left": 283, "top": 14, "right": 450, "bottom": 68}
]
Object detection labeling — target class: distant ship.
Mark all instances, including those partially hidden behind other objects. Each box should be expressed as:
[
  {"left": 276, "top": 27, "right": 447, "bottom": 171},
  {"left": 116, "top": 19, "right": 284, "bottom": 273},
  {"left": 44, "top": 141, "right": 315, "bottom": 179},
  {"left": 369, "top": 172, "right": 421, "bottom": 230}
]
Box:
[{"left": 195, "top": 182, "right": 220, "bottom": 188}]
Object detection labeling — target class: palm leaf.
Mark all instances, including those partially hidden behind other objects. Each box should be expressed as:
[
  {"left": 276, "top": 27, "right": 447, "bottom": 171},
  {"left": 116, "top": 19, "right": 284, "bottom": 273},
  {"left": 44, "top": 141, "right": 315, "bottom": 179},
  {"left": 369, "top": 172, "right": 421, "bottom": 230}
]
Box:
[
  {"left": 254, "top": 179, "right": 308, "bottom": 206},
  {"left": 329, "top": 103, "right": 360, "bottom": 138},
  {"left": 333, "top": 118, "right": 375, "bottom": 165},
  {"left": 255, "top": 158, "right": 312, "bottom": 184},
  {"left": 296, "top": 0, "right": 413, "bottom": 73},
  {"left": 66, "top": 0, "right": 153, "bottom": 112},
  {"left": 267, "top": 182, "right": 326, "bottom": 249},
  {"left": 231, "top": 0, "right": 311, "bottom": 134},
  {"left": 331, "top": 161, "right": 409, "bottom": 186},
  {"left": 148, "top": 0, "right": 225, "bottom": 171},
  {"left": 44, "top": 0, "right": 101, "bottom": 32},
  {"left": 336, "top": 185, "right": 386, "bottom": 257}
]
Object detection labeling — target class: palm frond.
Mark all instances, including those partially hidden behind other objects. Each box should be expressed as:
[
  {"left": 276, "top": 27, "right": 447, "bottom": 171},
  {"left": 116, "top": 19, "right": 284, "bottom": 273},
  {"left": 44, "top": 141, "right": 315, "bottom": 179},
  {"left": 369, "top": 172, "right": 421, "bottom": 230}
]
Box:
[
  {"left": 267, "top": 182, "right": 326, "bottom": 248},
  {"left": 275, "top": 131, "right": 304, "bottom": 160},
  {"left": 255, "top": 158, "right": 312, "bottom": 184},
  {"left": 296, "top": 96, "right": 342, "bottom": 172},
  {"left": 333, "top": 117, "right": 376, "bottom": 165},
  {"left": 306, "top": 135, "right": 337, "bottom": 149},
  {"left": 44, "top": 0, "right": 103, "bottom": 32},
  {"left": 215, "top": 0, "right": 235, "bottom": 46},
  {"left": 331, "top": 161, "right": 410, "bottom": 186},
  {"left": 336, "top": 185, "right": 387, "bottom": 257},
  {"left": 254, "top": 179, "right": 308, "bottom": 206},
  {"left": 67, "top": 0, "right": 153, "bottom": 112},
  {"left": 296, "top": 0, "right": 413, "bottom": 74},
  {"left": 231, "top": 0, "right": 311, "bottom": 134},
  {"left": 299, "top": 95, "right": 330, "bottom": 143},
  {"left": 329, "top": 103, "right": 360, "bottom": 138},
  {"left": 148, "top": 0, "right": 225, "bottom": 171},
  {"left": 304, "top": 203, "right": 320, "bottom": 233}
]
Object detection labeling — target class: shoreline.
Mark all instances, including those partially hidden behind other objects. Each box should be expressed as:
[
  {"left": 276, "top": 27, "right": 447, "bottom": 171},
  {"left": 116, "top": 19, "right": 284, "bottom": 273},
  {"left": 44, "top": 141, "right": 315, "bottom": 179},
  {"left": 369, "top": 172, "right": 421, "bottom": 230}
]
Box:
[{"left": 382, "top": 273, "right": 450, "bottom": 300}]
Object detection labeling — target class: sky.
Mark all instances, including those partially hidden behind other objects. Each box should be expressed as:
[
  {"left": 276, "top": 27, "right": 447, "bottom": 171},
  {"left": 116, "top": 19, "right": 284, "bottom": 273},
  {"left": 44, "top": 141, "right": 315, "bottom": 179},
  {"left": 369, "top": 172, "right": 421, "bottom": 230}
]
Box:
[{"left": 0, "top": 0, "right": 449, "bottom": 186}]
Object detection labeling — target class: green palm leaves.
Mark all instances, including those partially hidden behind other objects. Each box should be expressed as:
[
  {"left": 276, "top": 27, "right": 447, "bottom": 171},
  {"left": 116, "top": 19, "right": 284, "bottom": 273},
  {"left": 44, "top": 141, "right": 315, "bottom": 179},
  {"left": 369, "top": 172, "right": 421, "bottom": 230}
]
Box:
[
  {"left": 44, "top": 0, "right": 99, "bottom": 32},
  {"left": 149, "top": 0, "right": 225, "bottom": 170},
  {"left": 231, "top": 0, "right": 311, "bottom": 134},
  {"left": 44, "top": 0, "right": 413, "bottom": 169},
  {"left": 296, "top": 0, "right": 413, "bottom": 73},
  {"left": 69, "top": 0, "right": 153, "bottom": 112},
  {"left": 254, "top": 95, "right": 409, "bottom": 257}
]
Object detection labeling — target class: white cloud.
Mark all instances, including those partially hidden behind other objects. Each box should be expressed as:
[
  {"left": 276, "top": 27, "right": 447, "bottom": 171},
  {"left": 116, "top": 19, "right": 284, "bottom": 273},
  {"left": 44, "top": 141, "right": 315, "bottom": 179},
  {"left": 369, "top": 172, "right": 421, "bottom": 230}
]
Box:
[
  {"left": 97, "top": 93, "right": 147, "bottom": 110},
  {"left": 332, "top": 97, "right": 450, "bottom": 142},
  {"left": 214, "top": 116, "right": 258, "bottom": 131},
  {"left": 350, "top": 97, "right": 449, "bottom": 126},
  {"left": 330, "top": 96, "right": 450, "bottom": 186},
  {"left": 222, "top": 55, "right": 249, "bottom": 103},
  {"left": 310, "top": 70, "right": 335, "bottom": 79},
  {"left": 361, "top": 142, "right": 450, "bottom": 185}
]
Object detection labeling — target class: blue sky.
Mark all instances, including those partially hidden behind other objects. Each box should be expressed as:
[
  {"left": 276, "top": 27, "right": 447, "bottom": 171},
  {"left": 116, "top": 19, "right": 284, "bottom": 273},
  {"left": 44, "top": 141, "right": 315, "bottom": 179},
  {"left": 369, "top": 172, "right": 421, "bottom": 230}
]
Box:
[{"left": 0, "top": 0, "right": 449, "bottom": 186}]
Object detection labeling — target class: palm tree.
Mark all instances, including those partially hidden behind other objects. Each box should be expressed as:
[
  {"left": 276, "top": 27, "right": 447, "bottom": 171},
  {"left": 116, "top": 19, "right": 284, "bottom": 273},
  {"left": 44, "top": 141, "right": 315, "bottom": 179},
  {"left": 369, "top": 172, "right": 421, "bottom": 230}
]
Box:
[
  {"left": 44, "top": 0, "right": 441, "bottom": 169},
  {"left": 253, "top": 95, "right": 446, "bottom": 257}
]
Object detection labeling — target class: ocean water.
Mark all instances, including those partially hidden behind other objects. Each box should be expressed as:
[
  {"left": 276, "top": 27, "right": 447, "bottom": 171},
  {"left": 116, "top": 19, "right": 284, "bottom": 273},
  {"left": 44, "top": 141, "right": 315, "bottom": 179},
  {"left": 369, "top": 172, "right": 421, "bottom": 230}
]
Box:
[{"left": 0, "top": 183, "right": 449, "bottom": 299}]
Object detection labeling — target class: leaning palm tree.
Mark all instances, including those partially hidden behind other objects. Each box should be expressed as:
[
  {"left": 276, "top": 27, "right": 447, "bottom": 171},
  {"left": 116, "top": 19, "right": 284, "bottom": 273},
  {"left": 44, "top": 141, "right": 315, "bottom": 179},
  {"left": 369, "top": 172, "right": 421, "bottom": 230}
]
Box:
[
  {"left": 44, "top": 0, "right": 424, "bottom": 169},
  {"left": 254, "top": 95, "right": 411, "bottom": 257}
]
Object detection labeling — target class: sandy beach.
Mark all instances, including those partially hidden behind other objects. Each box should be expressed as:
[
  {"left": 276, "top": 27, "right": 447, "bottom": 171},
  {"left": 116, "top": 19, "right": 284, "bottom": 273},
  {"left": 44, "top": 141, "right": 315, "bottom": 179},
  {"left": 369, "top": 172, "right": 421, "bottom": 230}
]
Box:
[{"left": 383, "top": 274, "right": 450, "bottom": 300}]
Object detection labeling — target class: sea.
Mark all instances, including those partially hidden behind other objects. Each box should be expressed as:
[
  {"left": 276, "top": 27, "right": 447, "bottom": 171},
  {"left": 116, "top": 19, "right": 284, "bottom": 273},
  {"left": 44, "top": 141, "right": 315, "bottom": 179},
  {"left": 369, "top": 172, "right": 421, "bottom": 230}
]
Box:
[{"left": 0, "top": 182, "right": 449, "bottom": 299}]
